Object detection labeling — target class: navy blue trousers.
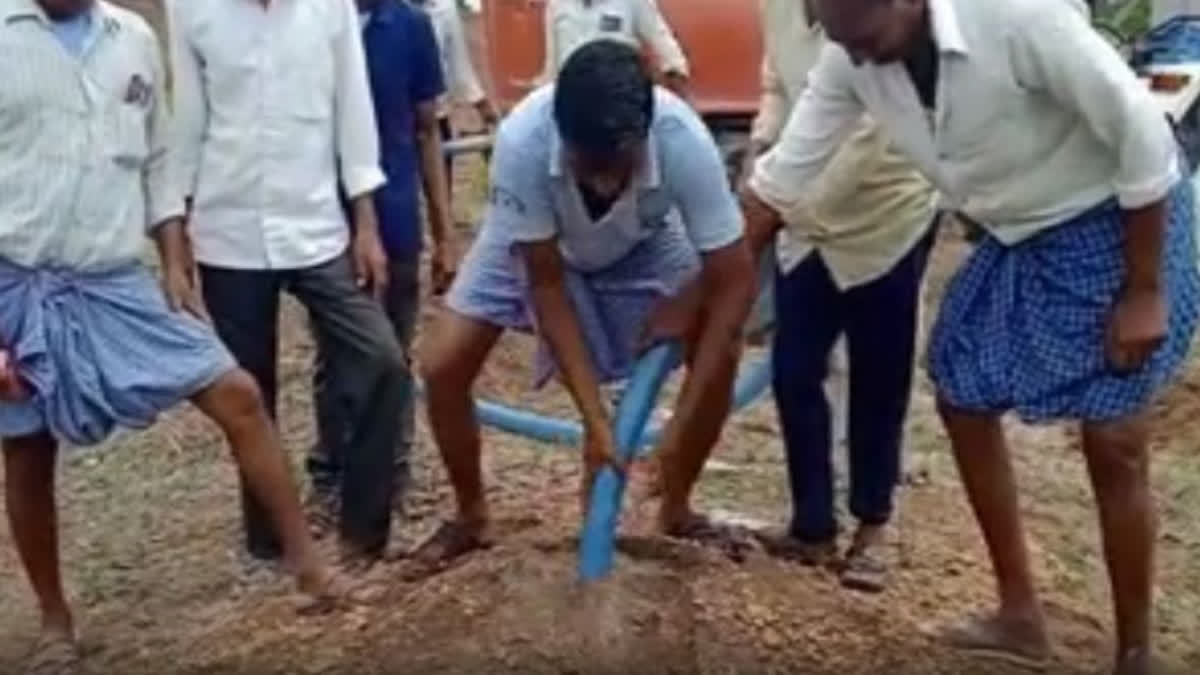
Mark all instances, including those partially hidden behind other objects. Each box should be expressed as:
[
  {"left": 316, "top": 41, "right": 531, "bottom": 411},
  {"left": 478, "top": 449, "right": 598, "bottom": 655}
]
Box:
[{"left": 771, "top": 232, "right": 933, "bottom": 542}]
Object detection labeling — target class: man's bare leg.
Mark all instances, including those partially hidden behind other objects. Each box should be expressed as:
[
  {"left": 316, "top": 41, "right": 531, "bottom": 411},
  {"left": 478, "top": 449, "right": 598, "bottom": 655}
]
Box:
[
  {"left": 190, "top": 370, "right": 338, "bottom": 599},
  {"left": 937, "top": 401, "right": 1051, "bottom": 663},
  {"left": 656, "top": 335, "right": 737, "bottom": 535},
  {"left": 1081, "top": 413, "right": 1157, "bottom": 675},
  {"left": 411, "top": 311, "right": 502, "bottom": 569},
  {"left": 4, "top": 433, "right": 75, "bottom": 648}
]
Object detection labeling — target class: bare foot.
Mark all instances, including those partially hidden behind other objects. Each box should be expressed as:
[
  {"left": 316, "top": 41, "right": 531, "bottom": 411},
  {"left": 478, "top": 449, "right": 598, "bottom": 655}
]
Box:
[
  {"left": 23, "top": 626, "right": 79, "bottom": 675},
  {"left": 935, "top": 611, "right": 1052, "bottom": 670},
  {"left": 1112, "top": 648, "right": 1159, "bottom": 675},
  {"left": 398, "top": 520, "right": 492, "bottom": 582},
  {"left": 295, "top": 562, "right": 363, "bottom": 616},
  {"left": 660, "top": 510, "right": 755, "bottom": 562}
]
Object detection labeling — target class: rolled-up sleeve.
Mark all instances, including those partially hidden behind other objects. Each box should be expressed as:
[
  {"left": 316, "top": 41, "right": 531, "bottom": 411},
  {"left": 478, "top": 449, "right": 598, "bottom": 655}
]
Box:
[
  {"left": 633, "top": 0, "right": 688, "bottom": 77},
  {"left": 659, "top": 106, "right": 744, "bottom": 252},
  {"left": 332, "top": 0, "right": 386, "bottom": 198},
  {"left": 140, "top": 26, "right": 183, "bottom": 229},
  {"left": 1007, "top": 1, "right": 1178, "bottom": 209},
  {"left": 748, "top": 44, "right": 863, "bottom": 221},
  {"left": 166, "top": 0, "right": 205, "bottom": 202}
]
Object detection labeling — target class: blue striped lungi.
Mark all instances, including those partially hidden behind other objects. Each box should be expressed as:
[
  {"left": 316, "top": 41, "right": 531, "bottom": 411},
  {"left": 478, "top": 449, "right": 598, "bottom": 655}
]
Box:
[
  {"left": 928, "top": 180, "right": 1199, "bottom": 422},
  {"left": 446, "top": 220, "right": 700, "bottom": 386},
  {"left": 0, "top": 261, "right": 237, "bottom": 445}
]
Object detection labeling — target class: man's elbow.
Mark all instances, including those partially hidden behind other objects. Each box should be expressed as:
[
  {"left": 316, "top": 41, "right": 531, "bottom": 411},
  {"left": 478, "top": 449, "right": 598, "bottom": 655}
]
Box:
[{"left": 705, "top": 242, "right": 757, "bottom": 318}]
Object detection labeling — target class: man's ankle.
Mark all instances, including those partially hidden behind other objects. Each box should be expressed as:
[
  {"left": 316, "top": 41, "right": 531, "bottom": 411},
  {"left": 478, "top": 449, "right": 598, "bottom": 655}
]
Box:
[{"left": 40, "top": 611, "right": 74, "bottom": 640}]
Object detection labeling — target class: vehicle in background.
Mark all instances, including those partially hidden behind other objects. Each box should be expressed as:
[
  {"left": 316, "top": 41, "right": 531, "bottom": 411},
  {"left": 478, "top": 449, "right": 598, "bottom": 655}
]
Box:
[{"left": 481, "top": 0, "right": 763, "bottom": 177}]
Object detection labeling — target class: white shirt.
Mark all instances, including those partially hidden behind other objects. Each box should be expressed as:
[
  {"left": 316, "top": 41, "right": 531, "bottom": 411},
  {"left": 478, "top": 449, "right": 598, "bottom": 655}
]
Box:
[
  {"left": 750, "top": 0, "right": 935, "bottom": 289},
  {"left": 537, "top": 0, "right": 688, "bottom": 83},
  {"left": 169, "top": 0, "right": 387, "bottom": 270},
  {"left": 0, "top": 0, "right": 180, "bottom": 270},
  {"left": 485, "top": 86, "right": 742, "bottom": 271},
  {"left": 416, "top": 0, "right": 486, "bottom": 114},
  {"left": 751, "top": 0, "right": 1180, "bottom": 246}
]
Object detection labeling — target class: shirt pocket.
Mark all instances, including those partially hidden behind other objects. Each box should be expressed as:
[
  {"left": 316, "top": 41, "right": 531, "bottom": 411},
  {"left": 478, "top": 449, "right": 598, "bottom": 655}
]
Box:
[{"left": 100, "top": 69, "right": 153, "bottom": 169}]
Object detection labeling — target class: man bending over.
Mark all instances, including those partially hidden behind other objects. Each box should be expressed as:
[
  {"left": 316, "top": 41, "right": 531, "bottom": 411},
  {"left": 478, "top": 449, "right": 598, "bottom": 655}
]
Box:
[
  {"left": 413, "top": 40, "right": 755, "bottom": 575},
  {"left": 743, "top": 0, "right": 1195, "bottom": 672}
]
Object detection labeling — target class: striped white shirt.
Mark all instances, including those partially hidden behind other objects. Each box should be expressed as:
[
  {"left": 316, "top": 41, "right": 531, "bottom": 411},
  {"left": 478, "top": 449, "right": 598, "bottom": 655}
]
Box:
[
  {"left": 0, "top": 0, "right": 181, "bottom": 270},
  {"left": 169, "top": 0, "right": 386, "bottom": 270}
]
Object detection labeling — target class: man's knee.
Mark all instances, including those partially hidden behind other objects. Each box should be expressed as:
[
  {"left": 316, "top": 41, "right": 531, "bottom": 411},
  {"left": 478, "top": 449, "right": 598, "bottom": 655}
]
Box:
[
  {"left": 204, "top": 369, "right": 268, "bottom": 424},
  {"left": 419, "top": 344, "right": 465, "bottom": 394},
  {"left": 1083, "top": 416, "right": 1150, "bottom": 486},
  {"left": 365, "top": 335, "right": 409, "bottom": 390}
]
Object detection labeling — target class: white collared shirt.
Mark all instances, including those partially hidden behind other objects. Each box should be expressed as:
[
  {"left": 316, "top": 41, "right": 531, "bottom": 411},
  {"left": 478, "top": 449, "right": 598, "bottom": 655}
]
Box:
[
  {"left": 750, "top": 0, "right": 935, "bottom": 289},
  {"left": 416, "top": 0, "right": 485, "bottom": 113},
  {"left": 0, "top": 0, "right": 180, "bottom": 270},
  {"left": 169, "top": 0, "right": 387, "bottom": 270},
  {"left": 751, "top": 0, "right": 1180, "bottom": 245},
  {"left": 537, "top": 0, "right": 688, "bottom": 83}
]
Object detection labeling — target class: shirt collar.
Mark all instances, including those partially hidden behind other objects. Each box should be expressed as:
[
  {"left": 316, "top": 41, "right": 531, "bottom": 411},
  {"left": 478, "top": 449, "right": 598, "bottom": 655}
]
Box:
[
  {"left": 548, "top": 128, "right": 662, "bottom": 191},
  {"left": 928, "top": 0, "right": 968, "bottom": 55},
  {"left": 3, "top": 0, "right": 118, "bottom": 34}
]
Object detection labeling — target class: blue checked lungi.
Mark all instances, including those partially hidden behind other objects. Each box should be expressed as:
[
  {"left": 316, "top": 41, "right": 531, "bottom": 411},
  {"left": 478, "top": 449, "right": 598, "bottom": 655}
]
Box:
[
  {"left": 446, "top": 220, "right": 700, "bottom": 386},
  {"left": 0, "top": 260, "right": 237, "bottom": 445},
  {"left": 928, "top": 179, "right": 1199, "bottom": 422}
]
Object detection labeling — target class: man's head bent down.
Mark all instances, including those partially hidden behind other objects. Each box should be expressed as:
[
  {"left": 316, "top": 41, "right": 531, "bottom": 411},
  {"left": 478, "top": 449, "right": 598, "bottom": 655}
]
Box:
[
  {"left": 553, "top": 40, "right": 654, "bottom": 201},
  {"left": 812, "top": 0, "right": 927, "bottom": 65}
]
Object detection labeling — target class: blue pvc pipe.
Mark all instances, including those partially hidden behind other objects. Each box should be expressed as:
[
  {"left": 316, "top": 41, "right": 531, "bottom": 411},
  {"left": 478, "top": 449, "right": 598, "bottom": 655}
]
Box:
[
  {"left": 578, "top": 342, "right": 682, "bottom": 582},
  {"left": 463, "top": 352, "right": 773, "bottom": 451}
]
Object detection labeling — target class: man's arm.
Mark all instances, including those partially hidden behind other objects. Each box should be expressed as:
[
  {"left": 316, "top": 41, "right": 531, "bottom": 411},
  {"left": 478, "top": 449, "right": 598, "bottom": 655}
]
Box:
[
  {"left": 417, "top": 101, "right": 452, "bottom": 249},
  {"left": 142, "top": 23, "right": 185, "bottom": 235},
  {"left": 749, "top": 54, "right": 789, "bottom": 155},
  {"left": 1007, "top": 2, "right": 1178, "bottom": 211},
  {"left": 332, "top": 0, "right": 389, "bottom": 294},
  {"left": 410, "top": 11, "right": 456, "bottom": 291},
  {"left": 333, "top": 0, "right": 387, "bottom": 201},
  {"left": 1007, "top": 2, "right": 1180, "bottom": 367},
  {"left": 166, "top": 0, "right": 206, "bottom": 210},
  {"left": 632, "top": 0, "right": 689, "bottom": 84},
  {"left": 441, "top": 0, "right": 494, "bottom": 124},
  {"left": 487, "top": 128, "right": 612, "bottom": 443},
  {"left": 520, "top": 241, "right": 613, "bottom": 440}
]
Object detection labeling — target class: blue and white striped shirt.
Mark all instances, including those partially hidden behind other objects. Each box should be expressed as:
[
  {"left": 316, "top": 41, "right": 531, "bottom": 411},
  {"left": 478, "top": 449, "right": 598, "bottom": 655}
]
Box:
[{"left": 0, "top": 0, "right": 180, "bottom": 270}]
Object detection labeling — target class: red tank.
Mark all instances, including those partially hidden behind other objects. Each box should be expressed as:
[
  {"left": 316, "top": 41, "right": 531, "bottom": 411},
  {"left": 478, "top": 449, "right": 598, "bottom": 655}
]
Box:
[{"left": 482, "top": 0, "right": 764, "bottom": 124}]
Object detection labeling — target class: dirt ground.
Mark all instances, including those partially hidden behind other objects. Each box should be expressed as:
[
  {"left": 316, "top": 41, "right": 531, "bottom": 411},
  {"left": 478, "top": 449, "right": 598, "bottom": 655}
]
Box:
[{"left": 2, "top": 148, "right": 1199, "bottom": 675}]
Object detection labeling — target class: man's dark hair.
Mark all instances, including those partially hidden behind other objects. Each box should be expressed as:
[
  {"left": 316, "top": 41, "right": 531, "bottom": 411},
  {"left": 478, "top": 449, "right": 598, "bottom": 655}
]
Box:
[{"left": 553, "top": 40, "right": 655, "bottom": 159}]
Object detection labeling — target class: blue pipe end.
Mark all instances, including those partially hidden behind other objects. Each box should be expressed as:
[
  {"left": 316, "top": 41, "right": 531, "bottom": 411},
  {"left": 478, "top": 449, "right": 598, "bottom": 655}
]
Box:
[{"left": 578, "top": 342, "right": 681, "bottom": 582}]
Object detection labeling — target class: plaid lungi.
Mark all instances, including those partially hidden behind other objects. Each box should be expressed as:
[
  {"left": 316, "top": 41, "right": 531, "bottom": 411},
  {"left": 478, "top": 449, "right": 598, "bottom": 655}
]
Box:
[{"left": 928, "top": 180, "right": 1199, "bottom": 422}]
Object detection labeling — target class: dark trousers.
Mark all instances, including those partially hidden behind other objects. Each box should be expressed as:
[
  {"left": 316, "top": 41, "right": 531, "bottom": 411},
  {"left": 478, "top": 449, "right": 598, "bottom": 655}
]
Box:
[
  {"left": 771, "top": 232, "right": 933, "bottom": 543},
  {"left": 308, "top": 258, "right": 419, "bottom": 497},
  {"left": 200, "top": 254, "right": 409, "bottom": 559}
]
